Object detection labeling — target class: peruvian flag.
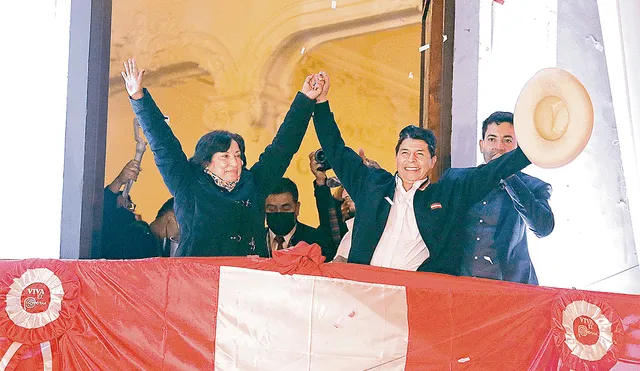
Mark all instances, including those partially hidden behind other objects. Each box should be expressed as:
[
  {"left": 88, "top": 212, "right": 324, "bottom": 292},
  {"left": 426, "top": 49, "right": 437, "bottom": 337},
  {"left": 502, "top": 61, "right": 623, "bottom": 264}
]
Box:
[{"left": 0, "top": 244, "right": 639, "bottom": 370}]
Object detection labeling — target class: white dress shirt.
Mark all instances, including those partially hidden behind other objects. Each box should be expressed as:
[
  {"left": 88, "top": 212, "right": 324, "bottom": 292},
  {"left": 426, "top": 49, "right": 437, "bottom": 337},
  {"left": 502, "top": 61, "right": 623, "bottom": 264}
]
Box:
[
  {"left": 268, "top": 225, "right": 297, "bottom": 252},
  {"left": 370, "top": 176, "right": 430, "bottom": 271},
  {"left": 335, "top": 218, "right": 354, "bottom": 259}
]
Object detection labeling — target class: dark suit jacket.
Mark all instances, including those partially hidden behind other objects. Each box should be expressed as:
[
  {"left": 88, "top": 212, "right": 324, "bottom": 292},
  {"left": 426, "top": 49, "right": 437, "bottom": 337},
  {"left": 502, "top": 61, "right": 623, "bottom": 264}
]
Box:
[
  {"left": 312, "top": 101, "right": 531, "bottom": 275},
  {"left": 267, "top": 222, "right": 337, "bottom": 261},
  {"left": 447, "top": 168, "right": 554, "bottom": 284}
]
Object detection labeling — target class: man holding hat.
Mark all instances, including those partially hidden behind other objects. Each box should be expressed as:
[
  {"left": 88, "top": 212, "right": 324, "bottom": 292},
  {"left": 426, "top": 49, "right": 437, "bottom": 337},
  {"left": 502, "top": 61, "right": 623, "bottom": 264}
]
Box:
[
  {"left": 311, "top": 72, "right": 533, "bottom": 274},
  {"left": 452, "top": 67, "right": 592, "bottom": 283},
  {"left": 310, "top": 67, "right": 591, "bottom": 277},
  {"left": 451, "top": 111, "right": 555, "bottom": 284}
]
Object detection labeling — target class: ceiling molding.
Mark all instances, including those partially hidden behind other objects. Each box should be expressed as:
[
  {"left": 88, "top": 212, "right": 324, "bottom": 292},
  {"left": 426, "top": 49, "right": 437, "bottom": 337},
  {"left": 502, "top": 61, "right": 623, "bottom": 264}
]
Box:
[
  {"left": 110, "top": 31, "right": 236, "bottom": 94},
  {"left": 310, "top": 43, "right": 419, "bottom": 97}
]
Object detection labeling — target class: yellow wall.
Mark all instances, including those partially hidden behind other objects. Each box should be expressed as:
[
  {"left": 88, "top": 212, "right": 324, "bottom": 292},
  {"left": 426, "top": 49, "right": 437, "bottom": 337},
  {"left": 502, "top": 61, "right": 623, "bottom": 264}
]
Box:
[
  {"left": 286, "top": 26, "right": 421, "bottom": 225},
  {"left": 106, "top": 24, "right": 421, "bottom": 227},
  {"left": 106, "top": 79, "right": 212, "bottom": 220}
]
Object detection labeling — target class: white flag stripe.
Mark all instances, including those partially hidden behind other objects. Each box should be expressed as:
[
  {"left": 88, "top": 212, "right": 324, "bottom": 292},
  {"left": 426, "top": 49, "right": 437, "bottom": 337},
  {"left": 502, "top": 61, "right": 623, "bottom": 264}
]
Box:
[{"left": 215, "top": 267, "right": 408, "bottom": 370}]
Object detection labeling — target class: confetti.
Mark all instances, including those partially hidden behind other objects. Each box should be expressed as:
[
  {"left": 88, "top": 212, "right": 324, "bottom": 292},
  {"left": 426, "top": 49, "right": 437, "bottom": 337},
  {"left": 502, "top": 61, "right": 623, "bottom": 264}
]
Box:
[
  {"left": 301, "top": 47, "right": 306, "bottom": 55},
  {"left": 419, "top": 44, "right": 430, "bottom": 52},
  {"left": 331, "top": 0, "right": 337, "bottom": 9},
  {"left": 589, "top": 35, "right": 603, "bottom": 52},
  {"left": 458, "top": 357, "right": 471, "bottom": 363},
  {"left": 443, "top": 34, "right": 448, "bottom": 42},
  {"left": 483, "top": 256, "right": 494, "bottom": 265},
  {"left": 408, "top": 72, "right": 414, "bottom": 79},
  {"left": 334, "top": 309, "right": 355, "bottom": 328}
]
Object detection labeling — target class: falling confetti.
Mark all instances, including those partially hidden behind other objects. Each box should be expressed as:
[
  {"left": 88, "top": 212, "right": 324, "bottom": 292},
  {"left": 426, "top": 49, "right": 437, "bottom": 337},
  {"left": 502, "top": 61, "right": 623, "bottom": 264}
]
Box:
[
  {"left": 483, "top": 256, "right": 494, "bottom": 265},
  {"left": 458, "top": 357, "right": 471, "bottom": 363},
  {"left": 408, "top": 72, "right": 414, "bottom": 79},
  {"left": 334, "top": 309, "right": 356, "bottom": 328},
  {"left": 589, "top": 35, "right": 604, "bottom": 52},
  {"left": 443, "top": 35, "right": 448, "bottom": 42},
  {"left": 331, "top": 0, "right": 337, "bottom": 9},
  {"left": 301, "top": 47, "right": 306, "bottom": 55},
  {"left": 419, "top": 44, "right": 430, "bottom": 52}
]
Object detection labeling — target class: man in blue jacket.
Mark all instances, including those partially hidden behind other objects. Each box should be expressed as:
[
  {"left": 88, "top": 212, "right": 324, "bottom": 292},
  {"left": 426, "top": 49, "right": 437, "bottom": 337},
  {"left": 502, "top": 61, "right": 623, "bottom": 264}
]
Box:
[
  {"left": 311, "top": 72, "right": 533, "bottom": 275},
  {"left": 452, "top": 111, "right": 554, "bottom": 284}
]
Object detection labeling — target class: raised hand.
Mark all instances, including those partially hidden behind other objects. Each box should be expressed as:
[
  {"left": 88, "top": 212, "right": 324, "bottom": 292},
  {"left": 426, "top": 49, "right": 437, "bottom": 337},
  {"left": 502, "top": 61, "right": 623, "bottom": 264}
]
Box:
[
  {"left": 358, "top": 148, "right": 367, "bottom": 162},
  {"left": 121, "top": 58, "right": 146, "bottom": 100},
  {"left": 301, "top": 74, "right": 324, "bottom": 100},
  {"left": 358, "top": 148, "right": 381, "bottom": 169},
  {"left": 315, "top": 71, "right": 330, "bottom": 103},
  {"left": 108, "top": 159, "right": 142, "bottom": 193}
]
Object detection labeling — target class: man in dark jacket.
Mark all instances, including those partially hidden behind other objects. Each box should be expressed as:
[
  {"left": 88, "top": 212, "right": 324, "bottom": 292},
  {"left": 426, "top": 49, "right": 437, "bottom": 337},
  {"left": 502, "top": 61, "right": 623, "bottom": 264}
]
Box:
[
  {"left": 99, "top": 159, "right": 161, "bottom": 259},
  {"left": 122, "top": 58, "right": 325, "bottom": 257},
  {"left": 265, "top": 178, "right": 335, "bottom": 260},
  {"left": 453, "top": 111, "right": 554, "bottom": 284},
  {"left": 311, "top": 72, "right": 532, "bottom": 275}
]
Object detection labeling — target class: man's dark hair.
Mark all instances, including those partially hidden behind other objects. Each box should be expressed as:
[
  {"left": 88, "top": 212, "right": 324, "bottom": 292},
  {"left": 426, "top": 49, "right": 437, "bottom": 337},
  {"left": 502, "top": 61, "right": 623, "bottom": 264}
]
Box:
[
  {"left": 269, "top": 178, "right": 299, "bottom": 203},
  {"left": 155, "top": 198, "right": 175, "bottom": 220},
  {"left": 481, "top": 111, "right": 514, "bottom": 140},
  {"left": 189, "top": 130, "right": 247, "bottom": 169},
  {"left": 395, "top": 125, "right": 437, "bottom": 157}
]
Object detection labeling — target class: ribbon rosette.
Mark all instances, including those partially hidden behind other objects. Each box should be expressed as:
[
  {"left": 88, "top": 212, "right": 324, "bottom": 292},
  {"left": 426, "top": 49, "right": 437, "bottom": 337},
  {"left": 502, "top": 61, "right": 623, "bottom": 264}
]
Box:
[
  {"left": 0, "top": 260, "right": 79, "bottom": 371},
  {"left": 552, "top": 291, "right": 624, "bottom": 370}
]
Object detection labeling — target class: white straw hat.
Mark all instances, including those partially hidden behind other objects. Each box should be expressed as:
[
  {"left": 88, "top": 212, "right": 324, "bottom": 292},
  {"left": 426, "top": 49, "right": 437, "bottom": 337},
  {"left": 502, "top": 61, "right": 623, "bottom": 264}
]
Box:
[{"left": 514, "top": 68, "right": 594, "bottom": 168}]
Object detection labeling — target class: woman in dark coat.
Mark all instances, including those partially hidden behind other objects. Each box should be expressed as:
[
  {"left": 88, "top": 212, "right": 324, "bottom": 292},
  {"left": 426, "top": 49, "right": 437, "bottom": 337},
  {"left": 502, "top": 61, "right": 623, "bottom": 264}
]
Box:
[{"left": 121, "top": 58, "right": 324, "bottom": 257}]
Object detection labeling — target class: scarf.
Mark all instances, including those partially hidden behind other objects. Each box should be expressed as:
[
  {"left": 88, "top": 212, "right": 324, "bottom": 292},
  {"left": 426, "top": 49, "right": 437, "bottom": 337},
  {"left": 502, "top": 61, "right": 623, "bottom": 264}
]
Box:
[{"left": 204, "top": 168, "right": 237, "bottom": 192}]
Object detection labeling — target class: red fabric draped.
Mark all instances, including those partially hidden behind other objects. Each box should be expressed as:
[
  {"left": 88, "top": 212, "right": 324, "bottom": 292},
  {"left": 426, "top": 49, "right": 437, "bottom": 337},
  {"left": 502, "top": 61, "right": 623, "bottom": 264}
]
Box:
[{"left": 0, "top": 243, "right": 638, "bottom": 370}]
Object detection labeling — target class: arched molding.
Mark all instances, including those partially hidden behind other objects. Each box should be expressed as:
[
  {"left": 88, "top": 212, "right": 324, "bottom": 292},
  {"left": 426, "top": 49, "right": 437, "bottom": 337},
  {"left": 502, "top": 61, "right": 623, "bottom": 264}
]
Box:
[
  {"left": 258, "top": 5, "right": 422, "bottom": 130},
  {"left": 260, "top": 5, "right": 422, "bottom": 99},
  {"left": 110, "top": 31, "right": 237, "bottom": 95},
  {"left": 108, "top": 0, "right": 422, "bottom": 131}
]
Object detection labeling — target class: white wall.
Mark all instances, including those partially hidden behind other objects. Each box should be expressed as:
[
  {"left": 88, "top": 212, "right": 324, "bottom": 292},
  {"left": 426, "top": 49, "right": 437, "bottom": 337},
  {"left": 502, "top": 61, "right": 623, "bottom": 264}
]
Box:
[
  {"left": 0, "top": 1, "right": 71, "bottom": 258},
  {"left": 474, "top": 0, "right": 639, "bottom": 293}
]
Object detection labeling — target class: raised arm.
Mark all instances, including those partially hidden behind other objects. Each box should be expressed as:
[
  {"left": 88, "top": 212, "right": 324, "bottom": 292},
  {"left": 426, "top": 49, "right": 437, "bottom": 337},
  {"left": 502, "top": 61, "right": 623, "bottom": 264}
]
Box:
[
  {"left": 122, "top": 58, "right": 190, "bottom": 196},
  {"left": 456, "top": 146, "right": 531, "bottom": 208},
  {"left": 107, "top": 159, "right": 141, "bottom": 194},
  {"left": 502, "top": 175, "right": 555, "bottom": 237},
  {"left": 312, "top": 72, "right": 372, "bottom": 200},
  {"left": 250, "top": 75, "right": 320, "bottom": 194}
]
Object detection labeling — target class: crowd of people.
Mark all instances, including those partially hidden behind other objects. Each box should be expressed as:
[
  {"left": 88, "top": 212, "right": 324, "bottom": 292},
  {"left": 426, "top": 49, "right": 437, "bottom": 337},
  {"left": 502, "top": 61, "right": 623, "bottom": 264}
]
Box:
[{"left": 100, "top": 59, "right": 555, "bottom": 285}]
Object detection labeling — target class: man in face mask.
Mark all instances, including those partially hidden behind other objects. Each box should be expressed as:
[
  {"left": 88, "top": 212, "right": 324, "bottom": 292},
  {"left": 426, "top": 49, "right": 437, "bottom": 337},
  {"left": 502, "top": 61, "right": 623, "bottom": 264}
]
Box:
[{"left": 265, "top": 178, "right": 335, "bottom": 260}]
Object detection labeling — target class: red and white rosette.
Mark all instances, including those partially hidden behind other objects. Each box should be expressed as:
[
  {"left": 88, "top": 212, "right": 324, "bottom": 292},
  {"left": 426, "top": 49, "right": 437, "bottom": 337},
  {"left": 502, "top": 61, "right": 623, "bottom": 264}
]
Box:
[
  {"left": 552, "top": 291, "right": 624, "bottom": 370},
  {"left": 0, "top": 259, "right": 79, "bottom": 371}
]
